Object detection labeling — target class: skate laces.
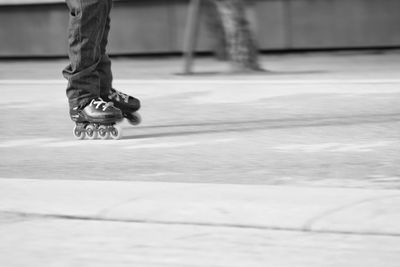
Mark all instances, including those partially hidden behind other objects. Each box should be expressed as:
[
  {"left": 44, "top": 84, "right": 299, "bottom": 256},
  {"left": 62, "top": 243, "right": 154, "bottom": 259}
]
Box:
[
  {"left": 91, "top": 98, "right": 113, "bottom": 111},
  {"left": 109, "top": 89, "right": 129, "bottom": 103}
]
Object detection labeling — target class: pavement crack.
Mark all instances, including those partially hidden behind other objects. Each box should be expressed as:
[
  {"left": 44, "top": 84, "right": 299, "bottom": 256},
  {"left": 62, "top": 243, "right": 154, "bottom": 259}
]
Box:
[
  {"left": 2, "top": 210, "right": 400, "bottom": 238},
  {"left": 303, "top": 194, "right": 400, "bottom": 231},
  {"left": 95, "top": 197, "right": 143, "bottom": 218}
]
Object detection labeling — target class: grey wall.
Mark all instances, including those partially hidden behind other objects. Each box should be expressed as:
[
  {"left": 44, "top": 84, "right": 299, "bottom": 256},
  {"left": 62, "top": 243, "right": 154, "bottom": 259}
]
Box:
[{"left": 0, "top": 0, "right": 399, "bottom": 57}]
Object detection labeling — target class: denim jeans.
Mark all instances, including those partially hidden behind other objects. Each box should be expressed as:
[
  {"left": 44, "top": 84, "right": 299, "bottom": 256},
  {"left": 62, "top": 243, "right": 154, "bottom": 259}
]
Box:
[{"left": 63, "top": 0, "right": 113, "bottom": 109}]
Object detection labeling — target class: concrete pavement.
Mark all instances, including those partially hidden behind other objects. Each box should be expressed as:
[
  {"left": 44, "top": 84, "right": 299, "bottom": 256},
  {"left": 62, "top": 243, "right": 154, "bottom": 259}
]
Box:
[
  {"left": 1, "top": 50, "right": 400, "bottom": 266},
  {"left": 1, "top": 178, "right": 400, "bottom": 235},
  {"left": 1, "top": 178, "right": 400, "bottom": 266}
]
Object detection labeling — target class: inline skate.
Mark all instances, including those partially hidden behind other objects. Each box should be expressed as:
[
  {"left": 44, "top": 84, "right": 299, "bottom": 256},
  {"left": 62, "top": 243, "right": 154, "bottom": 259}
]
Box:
[
  {"left": 102, "top": 88, "right": 142, "bottom": 125},
  {"left": 71, "top": 98, "right": 124, "bottom": 140}
]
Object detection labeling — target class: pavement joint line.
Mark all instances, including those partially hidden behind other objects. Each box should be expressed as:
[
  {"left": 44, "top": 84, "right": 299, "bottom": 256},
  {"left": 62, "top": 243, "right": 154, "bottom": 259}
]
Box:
[
  {"left": 1, "top": 79, "right": 400, "bottom": 85},
  {"left": 303, "top": 194, "right": 400, "bottom": 231},
  {"left": 2, "top": 210, "right": 400, "bottom": 238},
  {"left": 1, "top": 177, "right": 400, "bottom": 191},
  {"left": 2, "top": 179, "right": 400, "bottom": 237}
]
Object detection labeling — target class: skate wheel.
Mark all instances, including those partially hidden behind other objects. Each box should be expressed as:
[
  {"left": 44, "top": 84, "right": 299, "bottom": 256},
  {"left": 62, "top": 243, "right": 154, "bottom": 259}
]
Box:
[
  {"left": 98, "top": 125, "right": 109, "bottom": 140},
  {"left": 127, "top": 112, "right": 142, "bottom": 126},
  {"left": 72, "top": 125, "right": 85, "bottom": 140},
  {"left": 110, "top": 125, "right": 122, "bottom": 140},
  {"left": 86, "top": 125, "right": 98, "bottom": 140}
]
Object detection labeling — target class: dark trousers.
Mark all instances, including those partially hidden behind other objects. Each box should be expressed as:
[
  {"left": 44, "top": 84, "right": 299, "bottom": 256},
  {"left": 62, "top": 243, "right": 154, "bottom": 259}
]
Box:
[{"left": 63, "top": 0, "right": 113, "bottom": 109}]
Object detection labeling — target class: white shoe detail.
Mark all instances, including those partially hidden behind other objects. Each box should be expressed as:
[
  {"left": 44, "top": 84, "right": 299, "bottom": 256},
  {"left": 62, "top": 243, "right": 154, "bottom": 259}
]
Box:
[{"left": 91, "top": 98, "right": 114, "bottom": 111}]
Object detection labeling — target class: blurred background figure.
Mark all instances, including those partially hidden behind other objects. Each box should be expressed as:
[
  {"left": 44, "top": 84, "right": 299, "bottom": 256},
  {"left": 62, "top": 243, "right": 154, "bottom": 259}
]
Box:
[
  {"left": 203, "top": 0, "right": 263, "bottom": 72},
  {"left": 203, "top": 0, "right": 228, "bottom": 61},
  {"left": 0, "top": 0, "right": 399, "bottom": 69}
]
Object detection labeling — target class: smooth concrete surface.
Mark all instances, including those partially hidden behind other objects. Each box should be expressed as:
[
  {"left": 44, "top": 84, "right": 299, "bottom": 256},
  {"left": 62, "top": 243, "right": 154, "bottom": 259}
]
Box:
[
  {"left": 1, "top": 179, "right": 400, "bottom": 267},
  {"left": 0, "top": 51, "right": 400, "bottom": 266},
  {"left": 1, "top": 179, "right": 400, "bottom": 235},
  {"left": 1, "top": 219, "right": 399, "bottom": 267}
]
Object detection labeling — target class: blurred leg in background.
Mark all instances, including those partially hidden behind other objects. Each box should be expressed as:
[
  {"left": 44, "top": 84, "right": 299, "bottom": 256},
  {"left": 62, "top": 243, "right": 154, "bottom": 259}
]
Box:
[
  {"left": 213, "top": 0, "right": 262, "bottom": 72},
  {"left": 204, "top": 0, "right": 228, "bottom": 61},
  {"left": 185, "top": 0, "right": 263, "bottom": 73}
]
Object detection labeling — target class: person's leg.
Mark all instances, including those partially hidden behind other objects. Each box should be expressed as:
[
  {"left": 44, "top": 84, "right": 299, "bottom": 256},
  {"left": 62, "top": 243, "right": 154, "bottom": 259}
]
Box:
[
  {"left": 63, "top": 0, "right": 123, "bottom": 139},
  {"left": 98, "top": 0, "right": 113, "bottom": 95},
  {"left": 97, "top": 4, "right": 141, "bottom": 116},
  {"left": 63, "top": 0, "right": 110, "bottom": 110},
  {"left": 95, "top": 0, "right": 141, "bottom": 123}
]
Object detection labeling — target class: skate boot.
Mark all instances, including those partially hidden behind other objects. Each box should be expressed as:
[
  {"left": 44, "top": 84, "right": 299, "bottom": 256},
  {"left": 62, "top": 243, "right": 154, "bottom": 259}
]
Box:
[
  {"left": 70, "top": 98, "right": 124, "bottom": 140},
  {"left": 102, "top": 88, "right": 142, "bottom": 125}
]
